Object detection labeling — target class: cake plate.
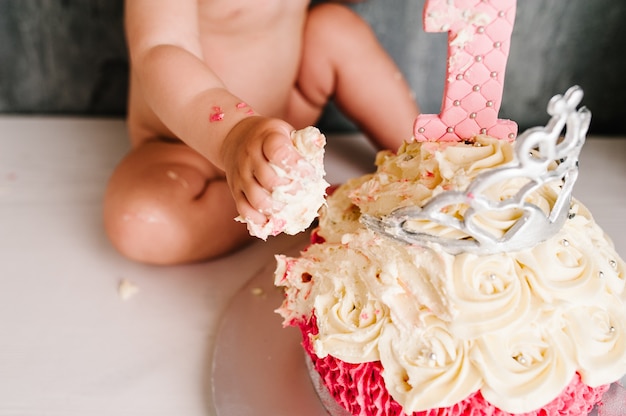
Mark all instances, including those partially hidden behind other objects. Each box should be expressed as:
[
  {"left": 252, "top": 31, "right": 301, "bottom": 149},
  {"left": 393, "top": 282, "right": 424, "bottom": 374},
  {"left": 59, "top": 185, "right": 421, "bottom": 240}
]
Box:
[{"left": 211, "top": 241, "right": 341, "bottom": 416}]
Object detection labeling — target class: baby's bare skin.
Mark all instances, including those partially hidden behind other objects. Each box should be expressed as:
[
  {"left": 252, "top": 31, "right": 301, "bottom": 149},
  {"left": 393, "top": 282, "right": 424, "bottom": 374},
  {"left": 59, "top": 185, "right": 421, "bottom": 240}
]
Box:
[{"left": 104, "top": 0, "right": 419, "bottom": 264}]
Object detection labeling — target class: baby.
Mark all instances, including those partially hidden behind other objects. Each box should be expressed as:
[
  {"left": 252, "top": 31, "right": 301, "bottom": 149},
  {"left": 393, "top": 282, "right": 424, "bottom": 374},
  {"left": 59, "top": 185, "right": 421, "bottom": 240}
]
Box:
[{"left": 104, "top": 0, "right": 420, "bottom": 264}]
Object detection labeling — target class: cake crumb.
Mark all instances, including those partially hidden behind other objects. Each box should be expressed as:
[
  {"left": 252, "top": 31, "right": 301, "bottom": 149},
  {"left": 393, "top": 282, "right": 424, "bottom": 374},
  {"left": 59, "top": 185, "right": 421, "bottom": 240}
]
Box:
[
  {"left": 251, "top": 287, "right": 264, "bottom": 296},
  {"left": 118, "top": 278, "right": 139, "bottom": 301}
]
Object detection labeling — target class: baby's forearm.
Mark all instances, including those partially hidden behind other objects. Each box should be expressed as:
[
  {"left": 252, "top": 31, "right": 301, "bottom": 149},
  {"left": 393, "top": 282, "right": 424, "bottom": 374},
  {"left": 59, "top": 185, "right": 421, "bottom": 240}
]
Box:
[
  {"left": 132, "top": 44, "right": 256, "bottom": 169},
  {"left": 176, "top": 87, "right": 257, "bottom": 171}
]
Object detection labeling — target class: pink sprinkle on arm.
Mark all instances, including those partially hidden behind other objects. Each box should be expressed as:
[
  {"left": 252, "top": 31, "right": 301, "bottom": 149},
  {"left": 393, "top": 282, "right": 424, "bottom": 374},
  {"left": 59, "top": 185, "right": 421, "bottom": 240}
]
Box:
[
  {"left": 209, "top": 103, "right": 255, "bottom": 122},
  {"left": 210, "top": 113, "right": 225, "bottom": 122},
  {"left": 234, "top": 102, "right": 256, "bottom": 115},
  {"left": 209, "top": 106, "right": 225, "bottom": 122}
]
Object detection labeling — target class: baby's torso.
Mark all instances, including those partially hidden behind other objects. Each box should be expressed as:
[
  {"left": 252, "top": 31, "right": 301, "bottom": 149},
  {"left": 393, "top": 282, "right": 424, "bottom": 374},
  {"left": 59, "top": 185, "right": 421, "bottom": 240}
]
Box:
[{"left": 127, "top": 0, "right": 311, "bottom": 144}]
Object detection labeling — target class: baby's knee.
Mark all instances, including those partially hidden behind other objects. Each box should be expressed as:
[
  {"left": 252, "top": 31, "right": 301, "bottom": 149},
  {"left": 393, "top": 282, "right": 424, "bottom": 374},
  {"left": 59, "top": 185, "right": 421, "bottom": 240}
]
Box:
[
  {"left": 104, "top": 189, "right": 188, "bottom": 265},
  {"left": 103, "top": 142, "right": 223, "bottom": 264}
]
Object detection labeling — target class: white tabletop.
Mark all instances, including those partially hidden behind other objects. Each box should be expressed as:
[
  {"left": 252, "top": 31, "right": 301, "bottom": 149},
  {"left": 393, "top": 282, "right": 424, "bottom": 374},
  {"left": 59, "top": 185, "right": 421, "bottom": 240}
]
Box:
[{"left": 0, "top": 116, "right": 624, "bottom": 415}]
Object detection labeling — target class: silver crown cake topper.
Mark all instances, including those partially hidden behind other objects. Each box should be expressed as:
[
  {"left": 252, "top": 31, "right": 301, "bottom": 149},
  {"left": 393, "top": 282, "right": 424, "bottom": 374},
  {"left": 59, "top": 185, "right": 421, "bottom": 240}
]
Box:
[{"left": 362, "top": 86, "right": 591, "bottom": 254}]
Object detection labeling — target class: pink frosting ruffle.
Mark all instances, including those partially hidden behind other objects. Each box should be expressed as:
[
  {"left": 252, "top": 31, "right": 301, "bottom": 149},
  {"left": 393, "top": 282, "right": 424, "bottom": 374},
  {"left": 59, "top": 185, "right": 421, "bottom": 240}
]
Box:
[{"left": 297, "top": 317, "right": 609, "bottom": 416}]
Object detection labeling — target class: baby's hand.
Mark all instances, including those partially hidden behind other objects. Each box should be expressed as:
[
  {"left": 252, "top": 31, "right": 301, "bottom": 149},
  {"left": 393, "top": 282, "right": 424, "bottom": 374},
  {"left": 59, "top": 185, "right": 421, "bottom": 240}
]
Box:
[{"left": 221, "top": 117, "right": 328, "bottom": 239}]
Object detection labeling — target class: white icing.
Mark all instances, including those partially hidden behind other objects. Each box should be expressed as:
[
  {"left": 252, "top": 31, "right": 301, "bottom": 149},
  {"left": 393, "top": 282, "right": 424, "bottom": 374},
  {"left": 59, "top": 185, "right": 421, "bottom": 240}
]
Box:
[
  {"left": 564, "top": 296, "right": 626, "bottom": 387},
  {"left": 378, "top": 315, "right": 482, "bottom": 411},
  {"left": 471, "top": 310, "right": 577, "bottom": 412},
  {"left": 274, "top": 138, "right": 626, "bottom": 414},
  {"left": 447, "top": 251, "right": 533, "bottom": 339}
]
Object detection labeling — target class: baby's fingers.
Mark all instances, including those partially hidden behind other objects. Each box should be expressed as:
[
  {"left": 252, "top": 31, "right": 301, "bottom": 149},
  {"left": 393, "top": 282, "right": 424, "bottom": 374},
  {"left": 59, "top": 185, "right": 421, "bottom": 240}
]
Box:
[
  {"left": 262, "top": 131, "right": 314, "bottom": 177},
  {"left": 243, "top": 177, "right": 281, "bottom": 212},
  {"left": 252, "top": 157, "right": 291, "bottom": 191},
  {"left": 234, "top": 182, "right": 290, "bottom": 240},
  {"left": 233, "top": 186, "right": 272, "bottom": 227}
]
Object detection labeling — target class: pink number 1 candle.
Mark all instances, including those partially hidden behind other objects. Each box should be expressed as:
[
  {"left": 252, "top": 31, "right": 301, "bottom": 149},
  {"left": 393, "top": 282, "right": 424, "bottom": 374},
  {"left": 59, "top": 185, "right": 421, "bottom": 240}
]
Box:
[{"left": 413, "top": 0, "right": 518, "bottom": 142}]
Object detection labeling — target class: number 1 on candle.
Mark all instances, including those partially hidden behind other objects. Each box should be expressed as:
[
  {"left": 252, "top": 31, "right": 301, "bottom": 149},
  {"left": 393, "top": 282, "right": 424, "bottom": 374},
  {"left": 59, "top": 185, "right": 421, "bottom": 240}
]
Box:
[{"left": 414, "top": 0, "right": 518, "bottom": 142}]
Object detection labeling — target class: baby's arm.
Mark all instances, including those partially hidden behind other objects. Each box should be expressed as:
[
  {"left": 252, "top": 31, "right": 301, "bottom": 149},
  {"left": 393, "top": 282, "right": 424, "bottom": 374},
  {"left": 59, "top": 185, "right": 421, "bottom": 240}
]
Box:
[{"left": 125, "top": 0, "right": 307, "bottom": 225}]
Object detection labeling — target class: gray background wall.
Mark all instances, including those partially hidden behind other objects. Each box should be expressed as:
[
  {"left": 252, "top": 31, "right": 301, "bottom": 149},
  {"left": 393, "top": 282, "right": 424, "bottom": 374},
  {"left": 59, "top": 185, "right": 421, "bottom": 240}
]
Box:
[{"left": 1, "top": 0, "right": 625, "bottom": 135}]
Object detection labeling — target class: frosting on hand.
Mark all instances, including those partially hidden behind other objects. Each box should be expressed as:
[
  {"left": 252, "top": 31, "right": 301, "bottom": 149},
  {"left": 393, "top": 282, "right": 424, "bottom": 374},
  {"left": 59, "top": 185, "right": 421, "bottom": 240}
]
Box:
[{"left": 237, "top": 126, "right": 329, "bottom": 240}]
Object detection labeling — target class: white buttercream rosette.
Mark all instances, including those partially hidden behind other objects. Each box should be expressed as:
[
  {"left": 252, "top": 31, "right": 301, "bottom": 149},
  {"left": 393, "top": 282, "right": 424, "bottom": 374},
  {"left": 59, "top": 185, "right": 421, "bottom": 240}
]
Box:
[
  {"left": 471, "top": 312, "right": 577, "bottom": 413},
  {"left": 378, "top": 314, "right": 481, "bottom": 412},
  {"left": 448, "top": 251, "right": 533, "bottom": 339}
]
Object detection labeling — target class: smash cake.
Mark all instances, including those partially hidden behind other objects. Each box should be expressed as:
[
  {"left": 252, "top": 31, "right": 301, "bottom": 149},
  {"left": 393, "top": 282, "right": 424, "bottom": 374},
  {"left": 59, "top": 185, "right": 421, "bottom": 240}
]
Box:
[
  {"left": 271, "top": 1, "right": 626, "bottom": 415},
  {"left": 275, "top": 87, "right": 626, "bottom": 415}
]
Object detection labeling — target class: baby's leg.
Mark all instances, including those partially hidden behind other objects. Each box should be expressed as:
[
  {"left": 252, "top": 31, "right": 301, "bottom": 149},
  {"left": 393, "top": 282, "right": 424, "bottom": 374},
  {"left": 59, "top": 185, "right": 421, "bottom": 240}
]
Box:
[
  {"left": 104, "top": 140, "right": 251, "bottom": 265},
  {"left": 289, "top": 3, "right": 419, "bottom": 150}
]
